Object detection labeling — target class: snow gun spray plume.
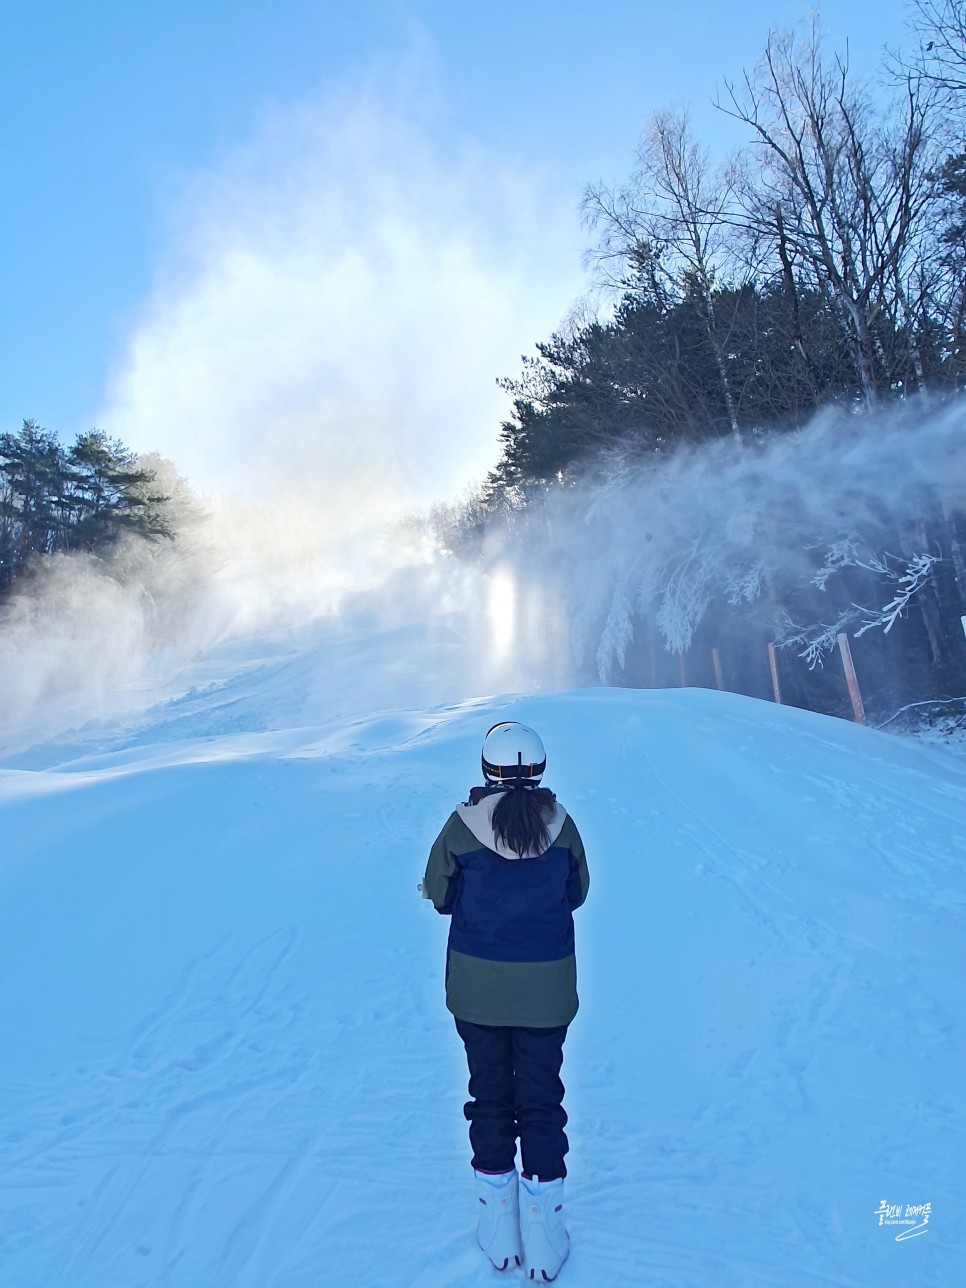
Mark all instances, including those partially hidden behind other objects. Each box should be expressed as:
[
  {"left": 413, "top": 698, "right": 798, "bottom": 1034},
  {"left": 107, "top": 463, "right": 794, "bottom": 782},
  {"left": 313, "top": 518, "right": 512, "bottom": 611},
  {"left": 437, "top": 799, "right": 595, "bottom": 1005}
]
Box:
[
  {"left": 0, "top": 71, "right": 582, "bottom": 757},
  {"left": 469, "top": 398, "right": 966, "bottom": 723}
]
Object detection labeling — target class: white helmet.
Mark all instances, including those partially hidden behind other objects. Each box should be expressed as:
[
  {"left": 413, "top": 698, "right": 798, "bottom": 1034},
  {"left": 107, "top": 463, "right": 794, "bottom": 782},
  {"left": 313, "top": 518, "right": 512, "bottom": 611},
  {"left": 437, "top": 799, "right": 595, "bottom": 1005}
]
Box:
[{"left": 482, "top": 722, "right": 546, "bottom": 784}]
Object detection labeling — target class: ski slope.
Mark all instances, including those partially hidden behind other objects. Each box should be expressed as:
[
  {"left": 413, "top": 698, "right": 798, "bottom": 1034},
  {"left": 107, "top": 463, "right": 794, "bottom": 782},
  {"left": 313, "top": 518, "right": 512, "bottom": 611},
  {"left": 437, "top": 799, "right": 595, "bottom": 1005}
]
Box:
[{"left": 1, "top": 628, "right": 964, "bottom": 1287}]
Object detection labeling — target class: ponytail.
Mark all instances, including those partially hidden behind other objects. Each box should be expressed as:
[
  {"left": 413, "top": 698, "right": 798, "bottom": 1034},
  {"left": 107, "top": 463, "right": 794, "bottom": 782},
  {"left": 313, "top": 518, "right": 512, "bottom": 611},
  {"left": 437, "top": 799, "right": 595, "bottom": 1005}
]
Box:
[{"left": 490, "top": 785, "right": 557, "bottom": 858}]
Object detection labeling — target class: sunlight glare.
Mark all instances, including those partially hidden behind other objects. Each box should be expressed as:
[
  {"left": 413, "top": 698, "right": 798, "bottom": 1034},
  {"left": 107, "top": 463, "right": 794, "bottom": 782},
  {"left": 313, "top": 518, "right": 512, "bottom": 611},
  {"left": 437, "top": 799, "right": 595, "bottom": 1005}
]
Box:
[{"left": 488, "top": 567, "right": 517, "bottom": 659}]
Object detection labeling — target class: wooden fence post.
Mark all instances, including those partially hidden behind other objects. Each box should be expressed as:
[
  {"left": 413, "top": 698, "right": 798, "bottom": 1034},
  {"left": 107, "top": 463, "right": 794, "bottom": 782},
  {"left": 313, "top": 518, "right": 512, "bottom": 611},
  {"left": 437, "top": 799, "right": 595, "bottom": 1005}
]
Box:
[
  {"left": 768, "top": 642, "right": 782, "bottom": 705},
  {"left": 837, "top": 632, "right": 866, "bottom": 724},
  {"left": 712, "top": 647, "right": 724, "bottom": 691}
]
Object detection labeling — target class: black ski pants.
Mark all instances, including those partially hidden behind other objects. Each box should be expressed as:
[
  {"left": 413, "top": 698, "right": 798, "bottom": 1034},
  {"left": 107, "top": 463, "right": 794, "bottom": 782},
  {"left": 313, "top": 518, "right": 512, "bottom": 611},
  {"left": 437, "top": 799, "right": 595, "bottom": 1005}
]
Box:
[{"left": 455, "top": 1018, "right": 569, "bottom": 1181}]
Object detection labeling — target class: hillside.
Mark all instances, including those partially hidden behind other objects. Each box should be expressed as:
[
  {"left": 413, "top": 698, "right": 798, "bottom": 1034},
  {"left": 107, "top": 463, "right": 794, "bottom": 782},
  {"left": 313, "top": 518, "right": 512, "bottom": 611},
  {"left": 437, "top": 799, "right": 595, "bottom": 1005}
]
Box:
[{"left": 1, "top": 640, "right": 963, "bottom": 1287}]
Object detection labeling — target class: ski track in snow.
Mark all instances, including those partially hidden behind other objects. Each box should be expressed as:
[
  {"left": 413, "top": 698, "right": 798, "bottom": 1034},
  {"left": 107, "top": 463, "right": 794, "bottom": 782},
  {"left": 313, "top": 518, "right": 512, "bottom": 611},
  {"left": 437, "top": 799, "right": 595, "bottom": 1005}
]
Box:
[{"left": 0, "top": 666, "right": 964, "bottom": 1287}]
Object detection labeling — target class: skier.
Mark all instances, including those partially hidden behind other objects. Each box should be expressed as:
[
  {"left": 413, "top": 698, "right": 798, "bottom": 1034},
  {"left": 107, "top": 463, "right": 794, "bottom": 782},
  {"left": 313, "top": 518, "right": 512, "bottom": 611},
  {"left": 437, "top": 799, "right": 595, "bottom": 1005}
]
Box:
[{"left": 421, "top": 721, "right": 590, "bottom": 1282}]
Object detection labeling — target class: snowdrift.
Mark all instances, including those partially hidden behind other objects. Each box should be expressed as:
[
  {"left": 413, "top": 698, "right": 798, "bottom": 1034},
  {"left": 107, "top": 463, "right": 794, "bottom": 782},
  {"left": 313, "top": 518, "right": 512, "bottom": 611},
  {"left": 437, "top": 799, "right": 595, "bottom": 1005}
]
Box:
[{"left": 1, "top": 661, "right": 963, "bottom": 1287}]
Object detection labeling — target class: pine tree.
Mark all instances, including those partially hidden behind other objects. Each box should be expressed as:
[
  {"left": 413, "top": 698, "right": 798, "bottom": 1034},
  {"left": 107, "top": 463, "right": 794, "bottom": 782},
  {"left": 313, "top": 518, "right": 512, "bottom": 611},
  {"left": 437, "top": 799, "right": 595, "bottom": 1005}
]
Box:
[
  {"left": 66, "top": 430, "right": 171, "bottom": 552},
  {"left": 0, "top": 423, "right": 172, "bottom": 594}
]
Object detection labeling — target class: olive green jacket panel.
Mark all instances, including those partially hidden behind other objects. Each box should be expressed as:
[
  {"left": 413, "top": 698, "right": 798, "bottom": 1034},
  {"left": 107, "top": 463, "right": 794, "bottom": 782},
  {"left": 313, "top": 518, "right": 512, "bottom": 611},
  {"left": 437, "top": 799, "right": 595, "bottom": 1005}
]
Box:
[
  {"left": 420, "top": 811, "right": 475, "bottom": 911},
  {"left": 445, "top": 951, "right": 578, "bottom": 1027}
]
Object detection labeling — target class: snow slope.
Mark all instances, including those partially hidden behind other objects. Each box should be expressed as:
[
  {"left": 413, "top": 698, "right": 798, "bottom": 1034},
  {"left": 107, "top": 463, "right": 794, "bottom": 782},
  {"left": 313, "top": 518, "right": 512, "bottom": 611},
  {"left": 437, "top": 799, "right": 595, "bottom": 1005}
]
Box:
[{"left": 1, "top": 640, "right": 964, "bottom": 1287}]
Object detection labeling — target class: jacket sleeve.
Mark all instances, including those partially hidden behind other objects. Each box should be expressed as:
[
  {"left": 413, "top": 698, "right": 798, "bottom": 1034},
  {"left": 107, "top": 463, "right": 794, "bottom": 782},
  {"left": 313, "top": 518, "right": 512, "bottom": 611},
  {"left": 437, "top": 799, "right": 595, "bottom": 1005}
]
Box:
[
  {"left": 421, "top": 813, "right": 463, "bottom": 914},
  {"left": 561, "top": 815, "right": 590, "bottom": 910}
]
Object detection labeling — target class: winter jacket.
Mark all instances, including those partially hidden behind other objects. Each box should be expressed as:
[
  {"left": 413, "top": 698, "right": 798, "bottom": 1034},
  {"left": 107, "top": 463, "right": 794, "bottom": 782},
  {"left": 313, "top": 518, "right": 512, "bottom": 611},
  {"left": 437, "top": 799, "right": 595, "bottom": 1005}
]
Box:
[{"left": 422, "top": 790, "right": 589, "bottom": 1027}]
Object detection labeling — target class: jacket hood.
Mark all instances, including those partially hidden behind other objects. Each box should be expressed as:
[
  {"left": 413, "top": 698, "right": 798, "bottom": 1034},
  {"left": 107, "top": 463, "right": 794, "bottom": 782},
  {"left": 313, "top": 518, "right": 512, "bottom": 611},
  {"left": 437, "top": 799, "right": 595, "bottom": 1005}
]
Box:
[{"left": 456, "top": 791, "right": 568, "bottom": 860}]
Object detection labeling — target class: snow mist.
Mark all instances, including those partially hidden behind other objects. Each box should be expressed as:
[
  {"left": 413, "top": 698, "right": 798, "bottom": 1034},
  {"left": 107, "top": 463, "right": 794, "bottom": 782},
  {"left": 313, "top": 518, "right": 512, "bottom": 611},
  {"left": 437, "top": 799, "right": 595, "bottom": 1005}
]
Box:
[
  {"left": 0, "top": 72, "right": 582, "bottom": 756},
  {"left": 469, "top": 397, "right": 966, "bottom": 718}
]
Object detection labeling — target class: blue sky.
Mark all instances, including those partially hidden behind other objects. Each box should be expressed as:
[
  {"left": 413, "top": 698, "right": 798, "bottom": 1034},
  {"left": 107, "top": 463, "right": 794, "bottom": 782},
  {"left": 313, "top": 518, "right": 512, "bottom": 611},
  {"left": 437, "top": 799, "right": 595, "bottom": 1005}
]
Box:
[{"left": 2, "top": 0, "right": 911, "bottom": 498}]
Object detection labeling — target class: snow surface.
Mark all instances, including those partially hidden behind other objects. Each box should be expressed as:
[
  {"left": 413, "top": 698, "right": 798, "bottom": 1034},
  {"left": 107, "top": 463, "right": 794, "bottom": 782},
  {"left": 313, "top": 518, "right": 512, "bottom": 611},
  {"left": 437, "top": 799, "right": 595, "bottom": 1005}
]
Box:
[{"left": 1, "top": 623, "right": 964, "bottom": 1287}]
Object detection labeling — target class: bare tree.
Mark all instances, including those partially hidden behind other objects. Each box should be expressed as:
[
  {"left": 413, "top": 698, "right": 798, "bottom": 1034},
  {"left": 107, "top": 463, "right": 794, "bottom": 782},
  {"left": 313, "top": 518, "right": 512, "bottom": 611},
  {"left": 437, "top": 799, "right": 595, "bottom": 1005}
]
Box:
[
  {"left": 719, "top": 22, "right": 939, "bottom": 404},
  {"left": 900, "top": 0, "right": 966, "bottom": 94},
  {"left": 583, "top": 109, "right": 745, "bottom": 439}
]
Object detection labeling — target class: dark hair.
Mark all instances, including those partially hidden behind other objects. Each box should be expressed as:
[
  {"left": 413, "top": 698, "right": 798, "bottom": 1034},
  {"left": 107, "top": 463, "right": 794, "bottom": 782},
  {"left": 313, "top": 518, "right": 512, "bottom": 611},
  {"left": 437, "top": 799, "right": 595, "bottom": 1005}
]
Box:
[{"left": 491, "top": 786, "right": 557, "bottom": 858}]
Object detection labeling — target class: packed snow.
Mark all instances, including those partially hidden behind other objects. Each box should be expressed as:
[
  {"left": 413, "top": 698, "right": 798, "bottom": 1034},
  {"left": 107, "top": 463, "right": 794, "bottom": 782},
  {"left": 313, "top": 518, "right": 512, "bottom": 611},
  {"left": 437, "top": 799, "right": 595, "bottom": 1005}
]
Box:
[{"left": 1, "top": 618, "right": 964, "bottom": 1287}]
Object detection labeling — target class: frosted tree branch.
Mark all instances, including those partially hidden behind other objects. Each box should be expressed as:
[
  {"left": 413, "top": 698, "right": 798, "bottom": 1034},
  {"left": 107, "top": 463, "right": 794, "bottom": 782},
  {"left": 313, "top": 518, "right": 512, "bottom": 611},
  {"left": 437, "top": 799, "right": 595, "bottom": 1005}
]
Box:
[
  {"left": 853, "top": 551, "right": 942, "bottom": 636},
  {"left": 811, "top": 536, "right": 859, "bottom": 589},
  {"left": 724, "top": 560, "right": 764, "bottom": 604},
  {"left": 779, "top": 610, "right": 858, "bottom": 668},
  {"left": 596, "top": 583, "right": 636, "bottom": 682},
  {"left": 656, "top": 543, "right": 716, "bottom": 653}
]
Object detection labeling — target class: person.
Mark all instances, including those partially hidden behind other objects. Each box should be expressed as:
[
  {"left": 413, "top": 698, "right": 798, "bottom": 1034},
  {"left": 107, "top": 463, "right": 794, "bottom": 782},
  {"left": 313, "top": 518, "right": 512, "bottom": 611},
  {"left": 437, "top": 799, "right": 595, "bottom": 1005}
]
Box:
[{"left": 421, "top": 721, "right": 590, "bottom": 1282}]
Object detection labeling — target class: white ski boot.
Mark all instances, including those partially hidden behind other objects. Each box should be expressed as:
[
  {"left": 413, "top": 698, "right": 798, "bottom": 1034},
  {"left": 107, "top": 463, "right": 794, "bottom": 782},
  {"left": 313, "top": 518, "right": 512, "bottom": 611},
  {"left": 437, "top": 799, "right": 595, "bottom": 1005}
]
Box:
[
  {"left": 474, "top": 1168, "right": 522, "bottom": 1271},
  {"left": 520, "top": 1175, "right": 569, "bottom": 1282}
]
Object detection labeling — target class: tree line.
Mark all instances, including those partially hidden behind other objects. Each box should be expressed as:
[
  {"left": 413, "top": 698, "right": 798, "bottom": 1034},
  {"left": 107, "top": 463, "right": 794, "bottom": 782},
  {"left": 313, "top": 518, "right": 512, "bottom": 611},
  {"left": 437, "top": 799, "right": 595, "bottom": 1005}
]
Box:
[
  {"left": 0, "top": 420, "right": 172, "bottom": 595},
  {"left": 438, "top": 6, "right": 966, "bottom": 728},
  {"left": 486, "top": 13, "right": 966, "bottom": 494}
]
